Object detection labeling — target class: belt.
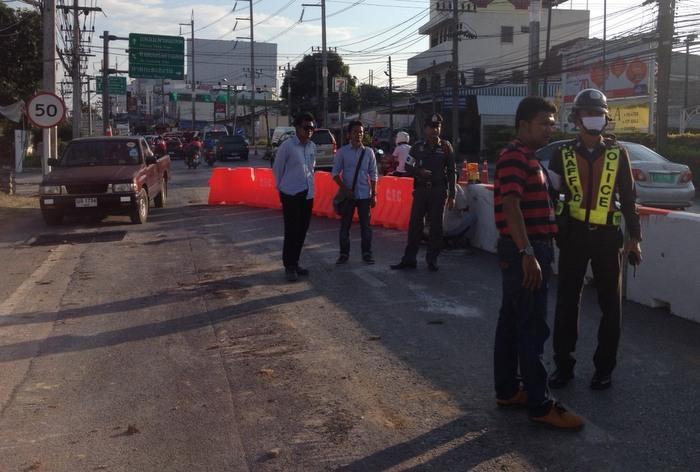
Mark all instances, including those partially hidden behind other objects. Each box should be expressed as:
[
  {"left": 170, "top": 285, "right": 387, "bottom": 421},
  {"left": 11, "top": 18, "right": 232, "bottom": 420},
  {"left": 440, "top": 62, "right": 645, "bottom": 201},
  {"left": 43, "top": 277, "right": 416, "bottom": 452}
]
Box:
[{"left": 500, "top": 233, "right": 553, "bottom": 241}]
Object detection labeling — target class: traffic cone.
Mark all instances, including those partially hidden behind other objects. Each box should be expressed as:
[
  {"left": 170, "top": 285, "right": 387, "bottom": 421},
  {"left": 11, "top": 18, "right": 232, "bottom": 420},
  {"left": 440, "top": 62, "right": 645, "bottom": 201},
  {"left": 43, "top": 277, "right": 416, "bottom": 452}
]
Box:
[
  {"left": 105, "top": 125, "right": 113, "bottom": 136},
  {"left": 480, "top": 160, "right": 489, "bottom": 183},
  {"left": 458, "top": 161, "right": 469, "bottom": 184}
]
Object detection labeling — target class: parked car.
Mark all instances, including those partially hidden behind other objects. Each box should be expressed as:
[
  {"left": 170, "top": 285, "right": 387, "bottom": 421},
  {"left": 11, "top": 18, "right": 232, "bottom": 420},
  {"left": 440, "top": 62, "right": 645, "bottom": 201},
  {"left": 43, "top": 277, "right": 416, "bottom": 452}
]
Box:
[
  {"left": 310, "top": 128, "right": 337, "bottom": 169},
  {"left": 39, "top": 136, "right": 171, "bottom": 225},
  {"left": 536, "top": 140, "right": 695, "bottom": 210},
  {"left": 271, "top": 126, "right": 296, "bottom": 146},
  {"left": 217, "top": 135, "right": 250, "bottom": 161},
  {"left": 165, "top": 137, "right": 183, "bottom": 159}
]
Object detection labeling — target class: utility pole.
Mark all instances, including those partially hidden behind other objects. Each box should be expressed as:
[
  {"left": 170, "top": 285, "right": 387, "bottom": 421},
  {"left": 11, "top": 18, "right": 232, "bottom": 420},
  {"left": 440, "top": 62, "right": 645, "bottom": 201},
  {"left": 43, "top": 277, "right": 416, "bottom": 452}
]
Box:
[
  {"left": 236, "top": 0, "right": 256, "bottom": 153},
  {"left": 528, "top": 0, "right": 542, "bottom": 96},
  {"left": 387, "top": 56, "right": 394, "bottom": 132},
  {"left": 602, "top": 0, "right": 607, "bottom": 92},
  {"left": 280, "top": 63, "right": 292, "bottom": 124},
  {"left": 72, "top": 0, "right": 80, "bottom": 138},
  {"left": 86, "top": 78, "right": 93, "bottom": 135},
  {"left": 684, "top": 34, "right": 696, "bottom": 109},
  {"left": 42, "top": 0, "right": 56, "bottom": 174},
  {"left": 180, "top": 14, "right": 196, "bottom": 130},
  {"left": 542, "top": 0, "right": 554, "bottom": 95},
  {"left": 102, "top": 31, "right": 110, "bottom": 135},
  {"left": 656, "top": 0, "right": 675, "bottom": 152}
]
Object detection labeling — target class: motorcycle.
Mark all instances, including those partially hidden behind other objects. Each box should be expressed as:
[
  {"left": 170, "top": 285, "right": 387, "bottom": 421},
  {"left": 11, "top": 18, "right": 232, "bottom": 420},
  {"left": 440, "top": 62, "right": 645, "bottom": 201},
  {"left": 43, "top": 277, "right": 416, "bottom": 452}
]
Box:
[{"left": 185, "top": 149, "right": 201, "bottom": 169}]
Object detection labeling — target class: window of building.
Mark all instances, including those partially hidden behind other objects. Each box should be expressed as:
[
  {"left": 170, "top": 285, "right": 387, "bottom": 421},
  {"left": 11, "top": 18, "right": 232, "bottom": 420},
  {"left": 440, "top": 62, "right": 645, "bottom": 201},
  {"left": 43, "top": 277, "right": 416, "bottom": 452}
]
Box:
[
  {"left": 501, "top": 26, "right": 514, "bottom": 44},
  {"left": 473, "top": 68, "right": 485, "bottom": 85}
]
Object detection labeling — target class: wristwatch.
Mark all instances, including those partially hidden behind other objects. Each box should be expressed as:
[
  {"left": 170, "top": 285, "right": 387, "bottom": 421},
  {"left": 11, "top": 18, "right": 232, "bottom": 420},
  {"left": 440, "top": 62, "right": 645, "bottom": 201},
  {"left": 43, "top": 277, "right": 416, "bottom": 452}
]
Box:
[{"left": 519, "top": 245, "right": 535, "bottom": 257}]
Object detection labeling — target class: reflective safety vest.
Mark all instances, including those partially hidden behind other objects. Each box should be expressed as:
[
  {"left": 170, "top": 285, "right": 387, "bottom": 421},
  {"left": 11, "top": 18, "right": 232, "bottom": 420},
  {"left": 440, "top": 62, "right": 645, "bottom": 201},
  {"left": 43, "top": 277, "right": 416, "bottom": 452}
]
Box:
[{"left": 560, "top": 145, "right": 623, "bottom": 226}]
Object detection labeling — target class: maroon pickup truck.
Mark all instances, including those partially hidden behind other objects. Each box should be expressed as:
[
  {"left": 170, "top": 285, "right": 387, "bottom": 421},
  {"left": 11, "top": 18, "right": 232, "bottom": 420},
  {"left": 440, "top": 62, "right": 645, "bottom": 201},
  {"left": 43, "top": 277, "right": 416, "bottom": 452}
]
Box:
[{"left": 39, "top": 136, "right": 171, "bottom": 225}]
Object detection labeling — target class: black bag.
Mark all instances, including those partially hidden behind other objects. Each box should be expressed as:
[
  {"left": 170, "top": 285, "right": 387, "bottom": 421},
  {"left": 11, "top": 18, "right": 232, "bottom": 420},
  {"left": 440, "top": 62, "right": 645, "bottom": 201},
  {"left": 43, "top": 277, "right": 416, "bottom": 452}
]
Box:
[{"left": 333, "top": 148, "right": 366, "bottom": 215}]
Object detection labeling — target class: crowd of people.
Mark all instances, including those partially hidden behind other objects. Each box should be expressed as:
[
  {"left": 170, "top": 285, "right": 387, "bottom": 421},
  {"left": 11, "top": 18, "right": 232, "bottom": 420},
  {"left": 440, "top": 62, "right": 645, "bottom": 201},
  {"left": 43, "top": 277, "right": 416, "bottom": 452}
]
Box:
[{"left": 271, "top": 88, "right": 643, "bottom": 431}]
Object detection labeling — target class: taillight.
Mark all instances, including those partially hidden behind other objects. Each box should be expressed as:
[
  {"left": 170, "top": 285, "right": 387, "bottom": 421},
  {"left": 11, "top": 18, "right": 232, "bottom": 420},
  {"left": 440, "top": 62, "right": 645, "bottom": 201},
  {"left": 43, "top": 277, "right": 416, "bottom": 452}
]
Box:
[
  {"left": 632, "top": 168, "right": 647, "bottom": 181},
  {"left": 332, "top": 142, "right": 337, "bottom": 154},
  {"left": 680, "top": 169, "right": 693, "bottom": 183}
]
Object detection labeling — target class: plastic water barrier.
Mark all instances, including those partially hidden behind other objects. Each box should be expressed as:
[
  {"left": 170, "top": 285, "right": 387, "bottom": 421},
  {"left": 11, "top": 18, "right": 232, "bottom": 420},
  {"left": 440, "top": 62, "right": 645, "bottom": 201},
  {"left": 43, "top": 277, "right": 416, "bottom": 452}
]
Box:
[{"left": 208, "top": 168, "right": 415, "bottom": 230}]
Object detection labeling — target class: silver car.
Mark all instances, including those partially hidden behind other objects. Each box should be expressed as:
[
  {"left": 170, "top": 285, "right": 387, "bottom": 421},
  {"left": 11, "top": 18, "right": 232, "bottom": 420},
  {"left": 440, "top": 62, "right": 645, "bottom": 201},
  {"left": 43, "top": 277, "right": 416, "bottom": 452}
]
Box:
[
  {"left": 537, "top": 140, "right": 695, "bottom": 210},
  {"left": 310, "top": 128, "right": 337, "bottom": 169}
]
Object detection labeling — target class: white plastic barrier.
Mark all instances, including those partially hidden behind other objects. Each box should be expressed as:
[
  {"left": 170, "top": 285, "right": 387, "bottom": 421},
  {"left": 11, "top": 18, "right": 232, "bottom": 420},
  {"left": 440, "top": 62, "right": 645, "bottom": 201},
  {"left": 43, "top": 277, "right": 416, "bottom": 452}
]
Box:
[{"left": 464, "top": 183, "right": 700, "bottom": 324}]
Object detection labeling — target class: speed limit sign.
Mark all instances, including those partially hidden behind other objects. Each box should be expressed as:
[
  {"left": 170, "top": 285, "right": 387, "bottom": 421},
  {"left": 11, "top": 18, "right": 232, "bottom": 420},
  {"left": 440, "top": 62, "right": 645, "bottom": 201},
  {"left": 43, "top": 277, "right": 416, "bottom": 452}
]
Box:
[{"left": 27, "top": 92, "right": 66, "bottom": 128}]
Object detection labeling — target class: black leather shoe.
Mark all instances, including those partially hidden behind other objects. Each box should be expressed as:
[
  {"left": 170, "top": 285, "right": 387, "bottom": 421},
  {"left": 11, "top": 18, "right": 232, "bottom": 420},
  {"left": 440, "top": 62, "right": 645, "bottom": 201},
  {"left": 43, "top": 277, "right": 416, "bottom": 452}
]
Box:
[
  {"left": 590, "top": 372, "right": 612, "bottom": 390},
  {"left": 362, "top": 253, "right": 375, "bottom": 265},
  {"left": 295, "top": 266, "right": 309, "bottom": 276},
  {"left": 390, "top": 261, "right": 417, "bottom": 270},
  {"left": 427, "top": 262, "right": 439, "bottom": 272},
  {"left": 336, "top": 254, "right": 349, "bottom": 265},
  {"left": 549, "top": 369, "right": 574, "bottom": 389},
  {"left": 285, "top": 268, "right": 298, "bottom": 282}
]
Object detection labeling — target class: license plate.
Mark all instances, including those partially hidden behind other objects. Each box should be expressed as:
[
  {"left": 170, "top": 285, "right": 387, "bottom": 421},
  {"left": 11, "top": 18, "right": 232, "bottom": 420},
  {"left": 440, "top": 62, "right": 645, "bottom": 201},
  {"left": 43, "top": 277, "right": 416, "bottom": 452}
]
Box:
[
  {"left": 651, "top": 173, "right": 677, "bottom": 184},
  {"left": 75, "top": 197, "right": 98, "bottom": 208}
]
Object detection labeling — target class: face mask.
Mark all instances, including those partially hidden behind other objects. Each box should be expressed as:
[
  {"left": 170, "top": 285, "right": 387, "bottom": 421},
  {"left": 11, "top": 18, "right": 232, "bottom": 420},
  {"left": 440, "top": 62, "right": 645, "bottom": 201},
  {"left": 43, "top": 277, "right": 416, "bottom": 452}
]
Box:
[{"left": 580, "top": 116, "right": 606, "bottom": 135}]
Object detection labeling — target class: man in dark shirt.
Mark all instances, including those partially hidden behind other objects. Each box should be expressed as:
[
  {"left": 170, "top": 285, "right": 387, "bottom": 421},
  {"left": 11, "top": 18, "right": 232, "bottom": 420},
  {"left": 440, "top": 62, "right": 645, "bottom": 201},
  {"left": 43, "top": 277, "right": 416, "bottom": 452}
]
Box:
[
  {"left": 494, "top": 96, "right": 583, "bottom": 431},
  {"left": 548, "top": 89, "right": 642, "bottom": 390},
  {"left": 390, "top": 113, "right": 456, "bottom": 272}
]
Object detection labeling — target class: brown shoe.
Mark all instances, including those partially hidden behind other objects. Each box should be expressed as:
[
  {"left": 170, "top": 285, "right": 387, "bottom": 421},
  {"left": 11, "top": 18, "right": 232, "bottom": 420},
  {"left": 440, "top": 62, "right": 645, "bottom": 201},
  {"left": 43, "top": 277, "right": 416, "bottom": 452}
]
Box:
[
  {"left": 496, "top": 388, "right": 528, "bottom": 408},
  {"left": 530, "top": 402, "right": 584, "bottom": 431}
]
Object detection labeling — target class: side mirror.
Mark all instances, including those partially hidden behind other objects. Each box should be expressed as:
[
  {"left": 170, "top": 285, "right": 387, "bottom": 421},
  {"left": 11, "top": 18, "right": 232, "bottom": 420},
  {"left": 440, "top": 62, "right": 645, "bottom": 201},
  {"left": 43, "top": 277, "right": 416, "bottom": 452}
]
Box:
[
  {"left": 47, "top": 158, "right": 59, "bottom": 167},
  {"left": 145, "top": 155, "right": 157, "bottom": 165}
]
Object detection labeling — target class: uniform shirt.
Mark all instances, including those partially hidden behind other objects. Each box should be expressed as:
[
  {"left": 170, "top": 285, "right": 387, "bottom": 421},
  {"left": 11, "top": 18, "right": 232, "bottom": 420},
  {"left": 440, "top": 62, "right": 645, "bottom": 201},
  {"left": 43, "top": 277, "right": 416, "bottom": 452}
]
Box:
[
  {"left": 272, "top": 135, "right": 316, "bottom": 199},
  {"left": 392, "top": 143, "right": 411, "bottom": 173},
  {"left": 548, "top": 137, "right": 641, "bottom": 240},
  {"left": 494, "top": 139, "right": 557, "bottom": 238},
  {"left": 332, "top": 144, "right": 378, "bottom": 199},
  {"left": 405, "top": 138, "right": 457, "bottom": 198}
]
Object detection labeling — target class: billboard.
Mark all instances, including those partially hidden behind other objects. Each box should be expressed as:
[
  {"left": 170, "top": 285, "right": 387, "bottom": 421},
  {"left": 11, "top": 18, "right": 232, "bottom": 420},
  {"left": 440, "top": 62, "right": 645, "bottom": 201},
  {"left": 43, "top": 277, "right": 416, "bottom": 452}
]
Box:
[
  {"left": 608, "top": 103, "right": 650, "bottom": 133},
  {"left": 562, "top": 38, "right": 655, "bottom": 103}
]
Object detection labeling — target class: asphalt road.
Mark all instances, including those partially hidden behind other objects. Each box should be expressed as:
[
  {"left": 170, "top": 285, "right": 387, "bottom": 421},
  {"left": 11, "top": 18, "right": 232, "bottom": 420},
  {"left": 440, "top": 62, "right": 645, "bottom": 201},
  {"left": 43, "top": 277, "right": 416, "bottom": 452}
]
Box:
[{"left": 1, "top": 156, "right": 699, "bottom": 471}]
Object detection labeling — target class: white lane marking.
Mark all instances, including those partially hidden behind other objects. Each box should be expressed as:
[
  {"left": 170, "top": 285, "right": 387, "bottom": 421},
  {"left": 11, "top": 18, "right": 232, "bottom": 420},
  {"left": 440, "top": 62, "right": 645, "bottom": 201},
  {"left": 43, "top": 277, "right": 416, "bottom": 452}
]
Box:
[
  {"left": 407, "top": 282, "right": 482, "bottom": 318},
  {"left": 0, "top": 245, "right": 69, "bottom": 317},
  {"left": 352, "top": 269, "right": 387, "bottom": 288}
]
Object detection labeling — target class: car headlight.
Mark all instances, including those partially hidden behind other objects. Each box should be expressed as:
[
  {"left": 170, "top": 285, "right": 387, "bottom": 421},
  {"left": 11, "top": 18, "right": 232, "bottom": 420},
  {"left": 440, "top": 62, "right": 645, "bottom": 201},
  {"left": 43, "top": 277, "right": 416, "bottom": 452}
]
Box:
[
  {"left": 111, "top": 183, "right": 136, "bottom": 193},
  {"left": 40, "top": 185, "right": 62, "bottom": 195}
]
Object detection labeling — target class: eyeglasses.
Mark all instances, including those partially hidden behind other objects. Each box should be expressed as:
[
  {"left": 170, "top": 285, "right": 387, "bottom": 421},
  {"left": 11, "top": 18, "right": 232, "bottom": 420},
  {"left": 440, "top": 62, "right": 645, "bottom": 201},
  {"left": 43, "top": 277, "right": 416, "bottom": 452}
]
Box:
[{"left": 303, "top": 125, "right": 316, "bottom": 132}]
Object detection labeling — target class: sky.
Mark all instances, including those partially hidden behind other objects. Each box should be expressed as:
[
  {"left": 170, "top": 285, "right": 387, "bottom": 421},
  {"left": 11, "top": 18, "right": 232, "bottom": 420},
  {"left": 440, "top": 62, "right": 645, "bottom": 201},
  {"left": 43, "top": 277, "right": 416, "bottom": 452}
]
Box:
[{"left": 11, "top": 0, "right": 700, "bottom": 94}]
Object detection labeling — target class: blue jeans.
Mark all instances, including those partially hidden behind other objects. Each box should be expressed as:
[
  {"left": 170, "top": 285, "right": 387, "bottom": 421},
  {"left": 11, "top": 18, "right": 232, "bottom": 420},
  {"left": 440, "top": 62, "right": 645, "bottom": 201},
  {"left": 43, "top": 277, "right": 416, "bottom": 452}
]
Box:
[
  {"left": 494, "top": 237, "right": 554, "bottom": 417},
  {"left": 339, "top": 198, "right": 372, "bottom": 256}
]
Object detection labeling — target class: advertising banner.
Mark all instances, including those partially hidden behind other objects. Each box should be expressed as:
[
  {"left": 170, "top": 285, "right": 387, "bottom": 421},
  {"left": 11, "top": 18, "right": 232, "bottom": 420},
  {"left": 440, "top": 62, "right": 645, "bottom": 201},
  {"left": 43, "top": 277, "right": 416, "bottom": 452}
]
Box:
[{"left": 608, "top": 103, "right": 650, "bottom": 133}]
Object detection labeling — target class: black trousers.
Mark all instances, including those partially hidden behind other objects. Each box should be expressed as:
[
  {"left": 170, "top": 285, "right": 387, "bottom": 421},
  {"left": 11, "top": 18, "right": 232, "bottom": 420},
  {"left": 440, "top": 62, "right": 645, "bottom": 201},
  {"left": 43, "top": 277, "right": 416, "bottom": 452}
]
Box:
[
  {"left": 280, "top": 190, "right": 313, "bottom": 269},
  {"left": 401, "top": 185, "right": 446, "bottom": 265},
  {"left": 553, "top": 222, "right": 623, "bottom": 375}
]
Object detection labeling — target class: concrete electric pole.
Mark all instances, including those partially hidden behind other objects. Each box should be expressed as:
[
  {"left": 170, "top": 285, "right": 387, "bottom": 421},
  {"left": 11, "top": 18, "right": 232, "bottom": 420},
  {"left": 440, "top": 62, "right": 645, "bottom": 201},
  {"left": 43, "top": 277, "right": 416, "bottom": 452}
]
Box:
[
  {"left": 656, "top": 0, "right": 676, "bottom": 152},
  {"left": 42, "top": 0, "right": 56, "bottom": 174},
  {"left": 528, "top": 0, "right": 541, "bottom": 96}
]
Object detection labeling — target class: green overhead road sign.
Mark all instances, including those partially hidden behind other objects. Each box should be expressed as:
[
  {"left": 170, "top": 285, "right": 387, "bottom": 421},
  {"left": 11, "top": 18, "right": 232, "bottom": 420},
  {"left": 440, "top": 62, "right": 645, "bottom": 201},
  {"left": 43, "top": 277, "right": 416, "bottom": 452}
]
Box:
[
  {"left": 128, "top": 33, "right": 185, "bottom": 80},
  {"left": 96, "top": 76, "right": 127, "bottom": 95}
]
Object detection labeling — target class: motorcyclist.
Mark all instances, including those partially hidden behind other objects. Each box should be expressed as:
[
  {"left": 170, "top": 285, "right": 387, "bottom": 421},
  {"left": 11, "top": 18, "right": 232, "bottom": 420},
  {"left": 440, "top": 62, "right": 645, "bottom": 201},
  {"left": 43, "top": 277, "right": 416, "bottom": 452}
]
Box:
[{"left": 185, "top": 136, "right": 202, "bottom": 167}]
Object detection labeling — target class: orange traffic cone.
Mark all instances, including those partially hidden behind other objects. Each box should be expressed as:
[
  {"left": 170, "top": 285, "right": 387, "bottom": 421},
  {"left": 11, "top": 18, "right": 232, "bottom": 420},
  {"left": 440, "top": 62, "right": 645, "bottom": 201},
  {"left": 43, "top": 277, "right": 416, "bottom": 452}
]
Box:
[
  {"left": 105, "top": 125, "right": 113, "bottom": 136},
  {"left": 458, "top": 161, "right": 469, "bottom": 184},
  {"left": 480, "top": 160, "right": 489, "bottom": 183}
]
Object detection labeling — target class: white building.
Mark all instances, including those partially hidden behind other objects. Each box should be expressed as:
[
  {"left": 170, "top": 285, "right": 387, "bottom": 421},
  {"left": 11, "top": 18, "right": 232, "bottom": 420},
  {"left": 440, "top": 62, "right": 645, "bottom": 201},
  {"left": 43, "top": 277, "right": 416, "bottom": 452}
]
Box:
[{"left": 407, "top": 1, "right": 589, "bottom": 91}]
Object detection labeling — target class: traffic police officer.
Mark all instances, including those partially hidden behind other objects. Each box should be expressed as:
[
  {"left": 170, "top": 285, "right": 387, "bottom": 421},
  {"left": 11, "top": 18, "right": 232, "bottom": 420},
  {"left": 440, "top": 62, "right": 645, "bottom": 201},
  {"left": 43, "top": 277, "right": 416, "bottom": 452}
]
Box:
[
  {"left": 547, "top": 89, "right": 643, "bottom": 390},
  {"left": 391, "top": 113, "right": 456, "bottom": 272}
]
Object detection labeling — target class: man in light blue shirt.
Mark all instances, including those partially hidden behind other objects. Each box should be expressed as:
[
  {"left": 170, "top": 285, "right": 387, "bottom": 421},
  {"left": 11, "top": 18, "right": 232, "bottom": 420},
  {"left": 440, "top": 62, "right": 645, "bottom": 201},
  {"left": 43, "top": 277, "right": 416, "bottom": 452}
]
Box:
[
  {"left": 332, "top": 120, "right": 378, "bottom": 265},
  {"left": 272, "top": 112, "right": 317, "bottom": 282}
]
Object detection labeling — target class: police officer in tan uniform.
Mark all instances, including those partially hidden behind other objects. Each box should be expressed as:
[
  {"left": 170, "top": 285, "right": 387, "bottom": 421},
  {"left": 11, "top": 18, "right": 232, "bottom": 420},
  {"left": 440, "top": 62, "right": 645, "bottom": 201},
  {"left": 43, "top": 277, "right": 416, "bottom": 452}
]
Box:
[
  {"left": 547, "top": 89, "right": 642, "bottom": 390},
  {"left": 391, "top": 113, "right": 456, "bottom": 272}
]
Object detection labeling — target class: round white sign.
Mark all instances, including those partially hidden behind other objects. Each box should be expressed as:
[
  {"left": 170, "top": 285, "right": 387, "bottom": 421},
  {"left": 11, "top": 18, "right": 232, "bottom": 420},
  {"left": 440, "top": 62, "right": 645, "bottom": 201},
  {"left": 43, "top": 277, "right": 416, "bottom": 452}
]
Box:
[{"left": 27, "top": 92, "right": 66, "bottom": 128}]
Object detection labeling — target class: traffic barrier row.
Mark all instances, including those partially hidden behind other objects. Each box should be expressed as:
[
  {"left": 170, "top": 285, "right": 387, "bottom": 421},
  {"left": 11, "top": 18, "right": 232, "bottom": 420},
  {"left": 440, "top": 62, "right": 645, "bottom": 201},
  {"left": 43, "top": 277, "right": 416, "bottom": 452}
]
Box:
[
  {"left": 463, "top": 183, "right": 700, "bottom": 325},
  {"left": 208, "top": 168, "right": 414, "bottom": 230}
]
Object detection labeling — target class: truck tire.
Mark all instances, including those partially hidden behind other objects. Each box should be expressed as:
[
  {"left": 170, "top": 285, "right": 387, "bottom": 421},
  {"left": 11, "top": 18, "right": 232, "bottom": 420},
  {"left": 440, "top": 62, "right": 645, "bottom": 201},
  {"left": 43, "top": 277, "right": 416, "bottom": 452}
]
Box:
[
  {"left": 154, "top": 178, "right": 167, "bottom": 208},
  {"left": 42, "top": 210, "right": 64, "bottom": 226},
  {"left": 130, "top": 189, "right": 149, "bottom": 224}
]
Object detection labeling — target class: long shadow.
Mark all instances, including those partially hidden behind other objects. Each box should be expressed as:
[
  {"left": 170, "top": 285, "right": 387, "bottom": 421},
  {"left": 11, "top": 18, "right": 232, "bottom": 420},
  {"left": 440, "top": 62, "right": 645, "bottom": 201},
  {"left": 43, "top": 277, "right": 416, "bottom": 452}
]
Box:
[
  {"left": 0, "top": 268, "right": 289, "bottom": 328},
  {"left": 0, "top": 288, "right": 314, "bottom": 362}
]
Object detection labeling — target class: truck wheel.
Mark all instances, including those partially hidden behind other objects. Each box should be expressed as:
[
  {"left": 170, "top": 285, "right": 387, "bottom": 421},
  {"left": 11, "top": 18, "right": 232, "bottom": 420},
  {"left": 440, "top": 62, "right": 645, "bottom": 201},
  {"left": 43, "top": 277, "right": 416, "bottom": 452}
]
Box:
[
  {"left": 154, "top": 178, "right": 167, "bottom": 208},
  {"left": 42, "top": 210, "right": 64, "bottom": 226},
  {"left": 130, "top": 189, "right": 149, "bottom": 224}
]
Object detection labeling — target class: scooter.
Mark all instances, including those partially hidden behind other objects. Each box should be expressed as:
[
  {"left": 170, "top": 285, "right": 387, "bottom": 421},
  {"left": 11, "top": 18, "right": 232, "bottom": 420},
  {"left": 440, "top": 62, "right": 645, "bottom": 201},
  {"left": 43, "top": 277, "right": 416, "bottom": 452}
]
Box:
[{"left": 185, "top": 150, "right": 201, "bottom": 169}]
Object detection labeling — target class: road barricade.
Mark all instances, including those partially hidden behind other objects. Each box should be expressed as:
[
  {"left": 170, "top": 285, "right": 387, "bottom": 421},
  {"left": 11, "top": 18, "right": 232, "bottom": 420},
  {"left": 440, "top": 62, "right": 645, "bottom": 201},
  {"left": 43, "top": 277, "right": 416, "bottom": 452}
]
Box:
[
  {"left": 250, "top": 168, "right": 281, "bottom": 209},
  {"left": 371, "top": 176, "right": 413, "bottom": 230},
  {"left": 312, "top": 171, "right": 339, "bottom": 219},
  {"left": 208, "top": 167, "right": 255, "bottom": 205}
]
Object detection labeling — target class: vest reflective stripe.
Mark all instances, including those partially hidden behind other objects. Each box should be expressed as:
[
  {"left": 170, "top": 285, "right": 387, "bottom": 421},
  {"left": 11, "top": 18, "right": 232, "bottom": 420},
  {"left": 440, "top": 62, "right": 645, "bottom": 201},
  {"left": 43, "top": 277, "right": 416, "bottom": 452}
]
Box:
[{"left": 561, "top": 145, "right": 622, "bottom": 226}]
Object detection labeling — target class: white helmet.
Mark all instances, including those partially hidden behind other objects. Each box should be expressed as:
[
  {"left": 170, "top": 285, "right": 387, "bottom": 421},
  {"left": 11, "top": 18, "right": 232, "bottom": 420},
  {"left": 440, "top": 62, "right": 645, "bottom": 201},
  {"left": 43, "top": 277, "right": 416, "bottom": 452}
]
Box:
[{"left": 395, "top": 131, "right": 410, "bottom": 145}]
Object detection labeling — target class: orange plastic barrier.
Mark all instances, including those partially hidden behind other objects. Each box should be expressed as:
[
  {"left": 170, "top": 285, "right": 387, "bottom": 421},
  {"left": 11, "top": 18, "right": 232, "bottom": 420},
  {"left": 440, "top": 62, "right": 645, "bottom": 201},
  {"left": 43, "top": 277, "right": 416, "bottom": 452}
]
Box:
[
  {"left": 250, "top": 167, "right": 281, "bottom": 209},
  {"left": 371, "top": 176, "right": 413, "bottom": 230},
  {"left": 312, "top": 171, "right": 339, "bottom": 219},
  {"left": 208, "top": 167, "right": 255, "bottom": 205},
  {"left": 639, "top": 206, "right": 673, "bottom": 216}
]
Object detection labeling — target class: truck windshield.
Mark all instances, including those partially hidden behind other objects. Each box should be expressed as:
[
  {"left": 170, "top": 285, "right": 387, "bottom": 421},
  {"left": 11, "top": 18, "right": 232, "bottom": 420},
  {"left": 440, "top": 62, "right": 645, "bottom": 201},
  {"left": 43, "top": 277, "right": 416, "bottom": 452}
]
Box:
[{"left": 61, "top": 141, "right": 142, "bottom": 167}]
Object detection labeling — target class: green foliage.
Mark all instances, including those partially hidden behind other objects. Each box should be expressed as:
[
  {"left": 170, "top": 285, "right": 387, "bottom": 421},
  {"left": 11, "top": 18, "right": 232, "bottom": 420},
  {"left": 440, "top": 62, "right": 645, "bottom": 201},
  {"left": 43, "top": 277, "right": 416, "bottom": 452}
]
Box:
[
  {"left": 0, "top": 4, "right": 42, "bottom": 104},
  {"left": 280, "top": 52, "right": 358, "bottom": 121}
]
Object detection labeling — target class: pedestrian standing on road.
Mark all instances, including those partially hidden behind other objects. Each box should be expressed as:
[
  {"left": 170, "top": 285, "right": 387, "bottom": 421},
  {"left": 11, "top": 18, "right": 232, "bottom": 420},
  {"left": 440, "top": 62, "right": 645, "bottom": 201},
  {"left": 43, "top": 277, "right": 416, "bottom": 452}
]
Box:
[
  {"left": 272, "top": 112, "right": 317, "bottom": 282},
  {"left": 390, "top": 113, "right": 456, "bottom": 272},
  {"left": 391, "top": 131, "right": 411, "bottom": 177},
  {"left": 493, "top": 96, "right": 583, "bottom": 431},
  {"left": 332, "top": 120, "right": 379, "bottom": 265},
  {"left": 548, "top": 89, "right": 642, "bottom": 391}
]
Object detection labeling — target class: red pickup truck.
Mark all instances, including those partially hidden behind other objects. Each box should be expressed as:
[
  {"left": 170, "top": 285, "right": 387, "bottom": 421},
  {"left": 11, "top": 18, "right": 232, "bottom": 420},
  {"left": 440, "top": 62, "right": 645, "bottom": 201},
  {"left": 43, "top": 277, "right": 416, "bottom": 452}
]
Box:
[{"left": 39, "top": 136, "right": 171, "bottom": 225}]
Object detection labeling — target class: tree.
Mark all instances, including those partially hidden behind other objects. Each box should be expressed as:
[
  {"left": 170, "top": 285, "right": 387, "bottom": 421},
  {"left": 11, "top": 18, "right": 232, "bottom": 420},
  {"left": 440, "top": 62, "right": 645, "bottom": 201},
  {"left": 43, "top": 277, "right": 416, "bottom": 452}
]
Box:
[
  {"left": 281, "top": 52, "right": 359, "bottom": 123},
  {"left": 0, "top": 4, "right": 42, "bottom": 104}
]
